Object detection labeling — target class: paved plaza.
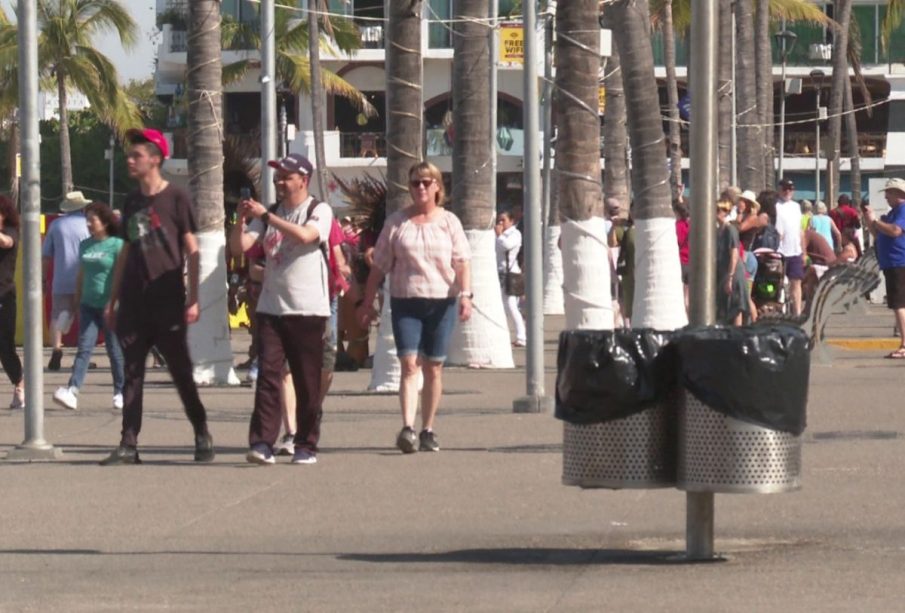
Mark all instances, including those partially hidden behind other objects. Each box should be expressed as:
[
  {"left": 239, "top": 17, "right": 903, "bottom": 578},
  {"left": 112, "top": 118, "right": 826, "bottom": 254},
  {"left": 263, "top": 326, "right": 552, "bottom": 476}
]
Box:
[{"left": 1, "top": 308, "right": 905, "bottom": 611}]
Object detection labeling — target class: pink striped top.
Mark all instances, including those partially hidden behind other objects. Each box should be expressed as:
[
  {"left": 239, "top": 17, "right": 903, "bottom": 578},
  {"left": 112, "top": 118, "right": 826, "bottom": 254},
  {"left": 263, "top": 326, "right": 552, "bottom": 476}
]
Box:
[{"left": 372, "top": 207, "right": 471, "bottom": 299}]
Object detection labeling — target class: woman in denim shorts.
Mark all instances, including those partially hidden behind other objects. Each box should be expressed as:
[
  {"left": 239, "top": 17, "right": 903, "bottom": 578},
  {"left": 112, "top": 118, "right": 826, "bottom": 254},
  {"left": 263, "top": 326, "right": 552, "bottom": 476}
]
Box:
[{"left": 358, "top": 161, "right": 472, "bottom": 454}]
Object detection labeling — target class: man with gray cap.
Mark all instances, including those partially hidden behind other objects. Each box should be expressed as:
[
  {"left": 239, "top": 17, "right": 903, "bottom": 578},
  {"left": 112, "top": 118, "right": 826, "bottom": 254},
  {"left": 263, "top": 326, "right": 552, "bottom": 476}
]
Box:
[
  {"left": 865, "top": 178, "right": 905, "bottom": 357},
  {"left": 230, "top": 153, "right": 333, "bottom": 465},
  {"left": 42, "top": 191, "right": 91, "bottom": 370}
]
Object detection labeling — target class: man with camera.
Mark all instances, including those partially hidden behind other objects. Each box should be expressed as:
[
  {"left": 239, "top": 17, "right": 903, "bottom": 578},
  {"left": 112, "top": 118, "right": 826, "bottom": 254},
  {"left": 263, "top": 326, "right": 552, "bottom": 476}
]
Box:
[
  {"left": 229, "top": 153, "right": 333, "bottom": 465},
  {"left": 865, "top": 178, "right": 905, "bottom": 358}
]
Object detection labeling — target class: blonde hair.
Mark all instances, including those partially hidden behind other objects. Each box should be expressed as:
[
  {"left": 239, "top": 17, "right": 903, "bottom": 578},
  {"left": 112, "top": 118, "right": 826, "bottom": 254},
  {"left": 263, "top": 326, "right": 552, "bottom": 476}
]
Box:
[
  {"left": 716, "top": 198, "right": 733, "bottom": 212},
  {"left": 409, "top": 161, "right": 446, "bottom": 206}
]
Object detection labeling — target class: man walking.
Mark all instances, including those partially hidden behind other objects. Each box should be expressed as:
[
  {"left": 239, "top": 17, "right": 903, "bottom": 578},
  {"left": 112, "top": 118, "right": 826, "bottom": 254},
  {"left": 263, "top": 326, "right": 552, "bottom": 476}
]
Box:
[
  {"left": 42, "top": 191, "right": 91, "bottom": 370},
  {"left": 99, "top": 128, "right": 214, "bottom": 465},
  {"left": 865, "top": 178, "right": 905, "bottom": 359},
  {"left": 229, "top": 153, "right": 332, "bottom": 465},
  {"left": 775, "top": 178, "right": 805, "bottom": 316}
]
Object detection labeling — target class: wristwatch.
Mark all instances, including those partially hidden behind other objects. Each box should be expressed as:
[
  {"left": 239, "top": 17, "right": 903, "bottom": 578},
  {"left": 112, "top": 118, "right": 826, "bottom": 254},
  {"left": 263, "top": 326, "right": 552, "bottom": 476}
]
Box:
[{"left": 459, "top": 291, "right": 474, "bottom": 300}]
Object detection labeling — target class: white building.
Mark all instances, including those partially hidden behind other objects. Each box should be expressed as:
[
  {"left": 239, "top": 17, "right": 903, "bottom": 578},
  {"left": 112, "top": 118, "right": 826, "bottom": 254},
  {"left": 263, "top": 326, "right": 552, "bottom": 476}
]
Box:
[{"left": 39, "top": 91, "right": 91, "bottom": 121}]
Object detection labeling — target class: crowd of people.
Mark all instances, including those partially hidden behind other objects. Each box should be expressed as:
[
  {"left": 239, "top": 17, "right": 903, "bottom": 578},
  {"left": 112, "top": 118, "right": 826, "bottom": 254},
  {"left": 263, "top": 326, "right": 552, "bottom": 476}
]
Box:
[{"left": 6, "top": 122, "right": 905, "bottom": 462}]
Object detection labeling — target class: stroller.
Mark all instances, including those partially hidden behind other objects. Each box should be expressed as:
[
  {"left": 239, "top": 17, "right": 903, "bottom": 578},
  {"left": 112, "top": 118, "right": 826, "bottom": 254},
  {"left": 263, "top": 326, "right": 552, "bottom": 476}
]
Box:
[{"left": 751, "top": 249, "right": 787, "bottom": 316}]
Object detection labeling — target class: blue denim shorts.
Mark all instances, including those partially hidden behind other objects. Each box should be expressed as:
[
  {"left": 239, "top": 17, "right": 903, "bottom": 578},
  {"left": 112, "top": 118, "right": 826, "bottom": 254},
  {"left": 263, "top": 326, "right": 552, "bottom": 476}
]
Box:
[{"left": 390, "top": 297, "right": 458, "bottom": 363}]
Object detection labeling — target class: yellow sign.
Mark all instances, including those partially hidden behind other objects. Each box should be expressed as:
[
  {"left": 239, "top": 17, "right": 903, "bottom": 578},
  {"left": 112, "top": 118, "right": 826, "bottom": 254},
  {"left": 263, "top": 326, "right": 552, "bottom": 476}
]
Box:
[
  {"left": 499, "top": 23, "right": 524, "bottom": 64},
  {"left": 598, "top": 86, "right": 606, "bottom": 115}
]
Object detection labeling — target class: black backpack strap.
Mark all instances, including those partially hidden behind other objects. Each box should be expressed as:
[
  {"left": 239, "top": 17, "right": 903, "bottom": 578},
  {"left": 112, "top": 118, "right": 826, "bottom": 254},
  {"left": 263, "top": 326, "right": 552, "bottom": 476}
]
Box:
[{"left": 304, "top": 198, "right": 331, "bottom": 269}]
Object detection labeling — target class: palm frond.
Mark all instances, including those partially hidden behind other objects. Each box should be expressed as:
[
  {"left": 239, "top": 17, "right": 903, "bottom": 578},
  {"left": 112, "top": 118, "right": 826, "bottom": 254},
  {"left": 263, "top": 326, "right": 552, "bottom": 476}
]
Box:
[
  {"left": 882, "top": 0, "right": 905, "bottom": 52},
  {"left": 78, "top": 0, "right": 138, "bottom": 49},
  {"left": 278, "top": 50, "right": 377, "bottom": 116},
  {"left": 222, "top": 59, "right": 253, "bottom": 87},
  {"left": 333, "top": 173, "right": 387, "bottom": 236}
]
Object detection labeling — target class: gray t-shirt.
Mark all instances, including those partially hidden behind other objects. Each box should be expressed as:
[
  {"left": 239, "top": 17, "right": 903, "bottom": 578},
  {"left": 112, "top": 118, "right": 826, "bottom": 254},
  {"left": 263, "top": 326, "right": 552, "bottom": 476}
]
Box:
[{"left": 246, "top": 197, "right": 333, "bottom": 317}]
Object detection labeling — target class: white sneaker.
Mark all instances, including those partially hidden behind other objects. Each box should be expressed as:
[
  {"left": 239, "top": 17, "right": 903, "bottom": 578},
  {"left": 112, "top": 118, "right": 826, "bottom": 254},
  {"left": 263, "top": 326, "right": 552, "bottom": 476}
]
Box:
[
  {"left": 246, "top": 361, "right": 258, "bottom": 383},
  {"left": 52, "top": 386, "right": 78, "bottom": 411},
  {"left": 112, "top": 393, "right": 124, "bottom": 411},
  {"left": 9, "top": 387, "right": 24, "bottom": 409}
]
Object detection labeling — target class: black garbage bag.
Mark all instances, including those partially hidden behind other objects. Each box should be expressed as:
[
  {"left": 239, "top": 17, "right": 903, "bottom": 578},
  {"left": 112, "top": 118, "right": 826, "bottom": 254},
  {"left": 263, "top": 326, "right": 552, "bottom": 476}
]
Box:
[
  {"left": 555, "top": 329, "right": 677, "bottom": 425},
  {"left": 677, "top": 324, "right": 809, "bottom": 435}
]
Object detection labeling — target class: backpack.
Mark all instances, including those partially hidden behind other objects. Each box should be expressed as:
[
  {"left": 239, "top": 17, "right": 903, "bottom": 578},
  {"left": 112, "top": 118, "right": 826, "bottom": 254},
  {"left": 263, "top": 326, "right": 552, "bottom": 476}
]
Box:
[{"left": 752, "top": 223, "right": 780, "bottom": 251}]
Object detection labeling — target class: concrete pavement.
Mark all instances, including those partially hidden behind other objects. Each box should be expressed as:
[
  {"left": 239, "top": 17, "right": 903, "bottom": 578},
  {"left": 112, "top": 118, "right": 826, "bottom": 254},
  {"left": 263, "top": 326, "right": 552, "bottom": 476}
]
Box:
[{"left": 1, "top": 307, "right": 904, "bottom": 611}]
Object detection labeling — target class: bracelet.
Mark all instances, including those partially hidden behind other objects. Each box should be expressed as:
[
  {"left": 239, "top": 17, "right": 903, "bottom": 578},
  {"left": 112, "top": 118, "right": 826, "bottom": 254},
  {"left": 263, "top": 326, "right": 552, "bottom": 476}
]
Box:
[{"left": 459, "top": 291, "right": 474, "bottom": 300}]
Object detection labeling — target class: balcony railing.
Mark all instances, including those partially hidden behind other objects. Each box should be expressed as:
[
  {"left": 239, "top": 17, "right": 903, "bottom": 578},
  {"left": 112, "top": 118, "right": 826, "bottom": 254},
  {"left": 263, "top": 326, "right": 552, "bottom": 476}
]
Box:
[
  {"left": 781, "top": 131, "right": 886, "bottom": 159},
  {"left": 170, "top": 30, "right": 187, "bottom": 53},
  {"left": 360, "top": 26, "right": 383, "bottom": 49}
]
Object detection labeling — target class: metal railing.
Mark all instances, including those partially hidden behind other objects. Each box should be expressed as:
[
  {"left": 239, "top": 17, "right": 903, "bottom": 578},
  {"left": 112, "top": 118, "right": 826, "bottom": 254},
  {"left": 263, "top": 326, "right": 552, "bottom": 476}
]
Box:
[{"left": 339, "top": 132, "right": 386, "bottom": 158}]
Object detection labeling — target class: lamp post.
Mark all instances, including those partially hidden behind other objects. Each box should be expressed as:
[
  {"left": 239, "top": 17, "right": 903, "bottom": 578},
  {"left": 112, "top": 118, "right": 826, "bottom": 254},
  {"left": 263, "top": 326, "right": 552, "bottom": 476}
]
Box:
[
  {"left": 810, "top": 69, "right": 825, "bottom": 201},
  {"left": 775, "top": 29, "right": 797, "bottom": 180}
]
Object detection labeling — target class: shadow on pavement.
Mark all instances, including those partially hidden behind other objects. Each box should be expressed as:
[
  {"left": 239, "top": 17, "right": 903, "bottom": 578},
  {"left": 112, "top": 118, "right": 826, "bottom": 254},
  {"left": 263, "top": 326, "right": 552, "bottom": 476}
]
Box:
[{"left": 338, "top": 547, "right": 701, "bottom": 566}]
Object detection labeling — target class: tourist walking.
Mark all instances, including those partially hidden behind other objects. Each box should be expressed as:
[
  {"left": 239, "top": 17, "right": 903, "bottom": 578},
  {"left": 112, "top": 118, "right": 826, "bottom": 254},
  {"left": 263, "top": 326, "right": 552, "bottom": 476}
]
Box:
[
  {"left": 865, "top": 179, "right": 905, "bottom": 359},
  {"left": 495, "top": 208, "right": 526, "bottom": 347},
  {"left": 357, "top": 161, "right": 472, "bottom": 454},
  {"left": 230, "top": 153, "right": 333, "bottom": 465},
  {"left": 42, "top": 191, "right": 91, "bottom": 371},
  {"left": 0, "top": 195, "right": 24, "bottom": 409},
  {"left": 52, "top": 202, "right": 125, "bottom": 412},
  {"left": 99, "top": 128, "right": 213, "bottom": 465},
  {"left": 775, "top": 178, "right": 805, "bottom": 316},
  {"left": 716, "top": 199, "right": 750, "bottom": 326}
]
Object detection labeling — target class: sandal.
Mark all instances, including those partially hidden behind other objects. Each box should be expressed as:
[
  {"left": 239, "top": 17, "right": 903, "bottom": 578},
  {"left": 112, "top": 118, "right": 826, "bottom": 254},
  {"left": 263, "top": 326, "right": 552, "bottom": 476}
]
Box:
[{"left": 885, "top": 347, "right": 905, "bottom": 359}]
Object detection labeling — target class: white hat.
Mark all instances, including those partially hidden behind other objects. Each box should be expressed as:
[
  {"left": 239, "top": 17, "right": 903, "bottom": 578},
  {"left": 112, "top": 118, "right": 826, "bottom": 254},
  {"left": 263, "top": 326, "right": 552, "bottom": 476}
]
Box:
[
  {"left": 738, "top": 190, "right": 758, "bottom": 205},
  {"left": 60, "top": 191, "right": 91, "bottom": 213},
  {"left": 880, "top": 178, "right": 905, "bottom": 195}
]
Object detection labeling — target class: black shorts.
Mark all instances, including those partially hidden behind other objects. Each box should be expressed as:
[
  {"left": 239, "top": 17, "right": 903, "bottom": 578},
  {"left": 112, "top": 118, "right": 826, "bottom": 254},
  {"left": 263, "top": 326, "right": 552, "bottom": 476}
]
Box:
[
  {"left": 884, "top": 267, "right": 905, "bottom": 310},
  {"left": 784, "top": 255, "right": 806, "bottom": 281}
]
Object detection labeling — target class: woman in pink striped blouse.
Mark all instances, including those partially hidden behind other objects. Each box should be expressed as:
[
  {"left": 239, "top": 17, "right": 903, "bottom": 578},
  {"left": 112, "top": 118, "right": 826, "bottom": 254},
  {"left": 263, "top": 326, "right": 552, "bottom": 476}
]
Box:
[{"left": 358, "top": 161, "right": 473, "bottom": 454}]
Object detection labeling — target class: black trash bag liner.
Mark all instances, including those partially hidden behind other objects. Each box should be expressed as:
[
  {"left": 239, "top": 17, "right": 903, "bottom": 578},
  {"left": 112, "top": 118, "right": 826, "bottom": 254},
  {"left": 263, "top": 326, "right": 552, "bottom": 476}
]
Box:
[
  {"left": 555, "top": 329, "right": 678, "bottom": 425},
  {"left": 677, "top": 324, "right": 809, "bottom": 435}
]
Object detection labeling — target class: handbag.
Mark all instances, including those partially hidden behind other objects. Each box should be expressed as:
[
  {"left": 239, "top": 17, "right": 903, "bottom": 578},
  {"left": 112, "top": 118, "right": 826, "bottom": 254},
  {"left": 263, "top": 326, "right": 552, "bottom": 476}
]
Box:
[{"left": 503, "top": 247, "right": 525, "bottom": 296}]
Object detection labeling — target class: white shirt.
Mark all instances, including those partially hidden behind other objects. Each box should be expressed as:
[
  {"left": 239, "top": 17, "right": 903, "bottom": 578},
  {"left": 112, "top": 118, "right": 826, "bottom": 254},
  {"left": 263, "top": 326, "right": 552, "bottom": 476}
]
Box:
[
  {"left": 496, "top": 225, "right": 522, "bottom": 274},
  {"left": 246, "top": 196, "right": 333, "bottom": 316},
  {"left": 775, "top": 198, "right": 803, "bottom": 257}
]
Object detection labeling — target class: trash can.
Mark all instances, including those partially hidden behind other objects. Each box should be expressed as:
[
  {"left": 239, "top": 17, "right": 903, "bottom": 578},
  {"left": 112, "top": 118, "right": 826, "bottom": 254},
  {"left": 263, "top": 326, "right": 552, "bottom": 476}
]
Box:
[
  {"left": 676, "top": 324, "right": 809, "bottom": 494},
  {"left": 557, "top": 329, "right": 677, "bottom": 489}
]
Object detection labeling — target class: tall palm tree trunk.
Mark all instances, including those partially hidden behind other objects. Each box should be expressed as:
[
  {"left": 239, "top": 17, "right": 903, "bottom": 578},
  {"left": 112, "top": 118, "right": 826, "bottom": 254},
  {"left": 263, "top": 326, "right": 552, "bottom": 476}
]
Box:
[
  {"left": 755, "top": 0, "right": 775, "bottom": 188},
  {"left": 718, "top": 0, "right": 733, "bottom": 189},
  {"left": 844, "top": 74, "right": 861, "bottom": 205},
  {"left": 308, "top": 0, "right": 329, "bottom": 196},
  {"left": 447, "top": 0, "right": 513, "bottom": 368},
  {"left": 7, "top": 121, "right": 18, "bottom": 202},
  {"left": 57, "top": 71, "right": 74, "bottom": 193},
  {"left": 542, "top": 5, "right": 564, "bottom": 315},
  {"left": 557, "top": 0, "right": 611, "bottom": 330},
  {"left": 370, "top": 0, "right": 423, "bottom": 391},
  {"left": 610, "top": 0, "right": 686, "bottom": 330},
  {"left": 663, "top": 0, "right": 682, "bottom": 200},
  {"left": 186, "top": 0, "right": 239, "bottom": 385},
  {"left": 602, "top": 12, "right": 628, "bottom": 204},
  {"left": 735, "top": 0, "right": 763, "bottom": 191},
  {"left": 826, "top": 0, "right": 853, "bottom": 207}
]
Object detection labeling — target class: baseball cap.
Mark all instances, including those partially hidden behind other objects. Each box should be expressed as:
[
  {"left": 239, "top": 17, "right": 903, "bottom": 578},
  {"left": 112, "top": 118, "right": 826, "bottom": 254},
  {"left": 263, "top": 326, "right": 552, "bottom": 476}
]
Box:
[
  {"left": 125, "top": 128, "right": 170, "bottom": 160},
  {"left": 880, "top": 178, "right": 905, "bottom": 194},
  {"left": 778, "top": 178, "right": 795, "bottom": 188},
  {"left": 267, "top": 153, "right": 313, "bottom": 176}
]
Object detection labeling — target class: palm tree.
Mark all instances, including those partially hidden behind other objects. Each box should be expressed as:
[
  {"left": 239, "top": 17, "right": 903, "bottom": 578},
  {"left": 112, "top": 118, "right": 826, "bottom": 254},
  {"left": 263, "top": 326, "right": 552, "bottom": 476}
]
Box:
[
  {"left": 556, "top": 0, "right": 612, "bottom": 331},
  {"left": 369, "top": 0, "right": 424, "bottom": 392},
  {"left": 755, "top": 0, "right": 775, "bottom": 188},
  {"left": 825, "top": 0, "right": 853, "bottom": 207},
  {"left": 735, "top": 0, "right": 763, "bottom": 191},
  {"left": 601, "top": 11, "right": 629, "bottom": 205},
  {"left": 36, "top": 0, "right": 141, "bottom": 194},
  {"left": 717, "top": 0, "right": 733, "bottom": 189},
  {"left": 661, "top": 0, "right": 682, "bottom": 200},
  {"left": 843, "top": 75, "right": 861, "bottom": 206},
  {"left": 446, "top": 0, "right": 514, "bottom": 368},
  {"left": 308, "top": 0, "right": 329, "bottom": 196},
  {"left": 185, "top": 0, "right": 239, "bottom": 386},
  {"left": 609, "top": 0, "right": 686, "bottom": 330}
]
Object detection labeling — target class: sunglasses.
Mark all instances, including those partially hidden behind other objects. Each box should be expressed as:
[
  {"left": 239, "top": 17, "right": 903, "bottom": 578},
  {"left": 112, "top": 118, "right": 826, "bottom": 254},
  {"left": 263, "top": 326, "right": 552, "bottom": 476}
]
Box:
[{"left": 410, "top": 178, "right": 435, "bottom": 189}]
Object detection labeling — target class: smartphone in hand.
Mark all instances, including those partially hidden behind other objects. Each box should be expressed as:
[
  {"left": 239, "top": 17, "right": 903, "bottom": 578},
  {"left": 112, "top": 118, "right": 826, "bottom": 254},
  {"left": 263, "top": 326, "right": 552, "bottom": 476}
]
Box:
[{"left": 240, "top": 187, "right": 251, "bottom": 200}]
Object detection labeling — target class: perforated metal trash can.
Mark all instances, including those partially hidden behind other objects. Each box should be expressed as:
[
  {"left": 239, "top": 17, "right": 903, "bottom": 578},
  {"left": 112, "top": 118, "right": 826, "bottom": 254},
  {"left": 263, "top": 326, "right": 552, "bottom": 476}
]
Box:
[
  {"left": 562, "top": 402, "right": 676, "bottom": 489},
  {"left": 678, "top": 391, "right": 801, "bottom": 494}
]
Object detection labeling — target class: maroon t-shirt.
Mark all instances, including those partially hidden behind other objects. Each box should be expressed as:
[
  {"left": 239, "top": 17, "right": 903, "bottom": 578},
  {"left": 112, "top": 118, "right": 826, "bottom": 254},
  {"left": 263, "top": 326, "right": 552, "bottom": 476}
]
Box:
[{"left": 120, "top": 184, "right": 197, "bottom": 302}]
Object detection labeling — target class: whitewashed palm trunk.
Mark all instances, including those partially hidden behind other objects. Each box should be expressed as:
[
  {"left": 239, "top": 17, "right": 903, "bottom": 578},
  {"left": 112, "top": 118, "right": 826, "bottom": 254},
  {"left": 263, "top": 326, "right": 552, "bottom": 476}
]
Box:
[
  {"left": 188, "top": 231, "right": 241, "bottom": 385},
  {"left": 542, "top": 224, "right": 564, "bottom": 315},
  {"left": 561, "top": 218, "right": 612, "bottom": 330},
  {"left": 447, "top": 230, "right": 515, "bottom": 367},
  {"left": 631, "top": 219, "right": 687, "bottom": 329}
]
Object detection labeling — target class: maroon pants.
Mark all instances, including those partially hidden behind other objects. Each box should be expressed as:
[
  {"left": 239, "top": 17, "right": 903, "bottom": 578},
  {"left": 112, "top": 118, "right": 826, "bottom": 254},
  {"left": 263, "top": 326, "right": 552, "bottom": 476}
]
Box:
[
  {"left": 249, "top": 314, "right": 326, "bottom": 452},
  {"left": 117, "top": 300, "right": 208, "bottom": 447}
]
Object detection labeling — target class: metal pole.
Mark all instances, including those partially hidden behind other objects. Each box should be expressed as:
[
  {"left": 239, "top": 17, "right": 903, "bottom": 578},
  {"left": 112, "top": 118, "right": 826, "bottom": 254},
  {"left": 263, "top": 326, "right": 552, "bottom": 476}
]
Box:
[
  {"left": 541, "top": 2, "right": 553, "bottom": 227},
  {"left": 778, "top": 53, "right": 787, "bottom": 180},
  {"left": 7, "top": 0, "right": 60, "bottom": 460},
  {"left": 278, "top": 101, "right": 288, "bottom": 158},
  {"left": 730, "top": 6, "right": 737, "bottom": 188},
  {"left": 108, "top": 134, "right": 115, "bottom": 207},
  {"left": 815, "top": 90, "right": 821, "bottom": 202},
  {"left": 513, "top": 0, "right": 552, "bottom": 414},
  {"left": 490, "top": 0, "right": 499, "bottom": 213},
  {"left": 686, "top": 0, "right": 718, "bottom": 560},
  {"left": 260, "top": 0, "right": 277, "bottom": 206}
]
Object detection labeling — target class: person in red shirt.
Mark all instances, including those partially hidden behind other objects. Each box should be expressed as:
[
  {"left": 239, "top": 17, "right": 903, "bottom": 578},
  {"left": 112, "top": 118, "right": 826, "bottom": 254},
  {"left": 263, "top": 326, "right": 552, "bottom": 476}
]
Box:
[
  {"left": 674, "top": 200, "right": 690, "bottom": 311},
  {"left": 829, "top": 194, "right": 862, "bottom": 256}
]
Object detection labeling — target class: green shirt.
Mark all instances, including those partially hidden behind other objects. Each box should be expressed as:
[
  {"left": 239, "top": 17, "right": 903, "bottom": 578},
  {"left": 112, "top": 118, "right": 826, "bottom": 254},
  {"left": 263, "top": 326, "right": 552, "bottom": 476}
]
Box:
[{"left": 79, "top": 236, "right": 124, "bottom": 308}]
